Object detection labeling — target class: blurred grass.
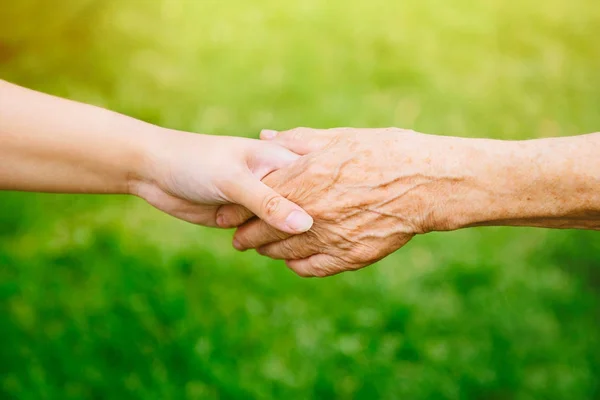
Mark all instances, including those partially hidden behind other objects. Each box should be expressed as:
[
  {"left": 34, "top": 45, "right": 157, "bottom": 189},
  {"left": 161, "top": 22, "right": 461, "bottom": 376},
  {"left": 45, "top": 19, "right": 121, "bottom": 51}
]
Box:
[{"left": 1, "top": 0, "right": 599, "bottom": 399}]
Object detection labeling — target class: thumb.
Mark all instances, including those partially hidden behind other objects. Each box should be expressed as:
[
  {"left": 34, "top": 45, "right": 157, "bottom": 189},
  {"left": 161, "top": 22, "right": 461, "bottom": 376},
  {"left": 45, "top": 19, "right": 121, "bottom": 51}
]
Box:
[
  {"left": 216, "top": 144, "right": 303, "bottom": 229},
  {"left": 222, "top": 172, "right": 313, "bottom": 234},
  {"left": 260, "top": 127, "right": 335, "bottom": 155}
]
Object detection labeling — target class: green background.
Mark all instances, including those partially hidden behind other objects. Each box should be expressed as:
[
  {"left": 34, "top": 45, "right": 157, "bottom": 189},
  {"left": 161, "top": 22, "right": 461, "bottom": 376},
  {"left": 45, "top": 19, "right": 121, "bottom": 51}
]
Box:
[{"left": 1, "top": 0, "right": 599, "bottom": 398}]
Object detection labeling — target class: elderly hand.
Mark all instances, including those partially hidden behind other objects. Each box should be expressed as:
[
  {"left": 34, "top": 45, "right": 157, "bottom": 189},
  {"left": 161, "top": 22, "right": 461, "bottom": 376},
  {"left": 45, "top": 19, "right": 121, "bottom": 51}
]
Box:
[
  {"left": 217, "top": 127, "right": 481, "bottom": 277},
  {"left": 216, "top": 127, "right": 600, "bottom": 278}
]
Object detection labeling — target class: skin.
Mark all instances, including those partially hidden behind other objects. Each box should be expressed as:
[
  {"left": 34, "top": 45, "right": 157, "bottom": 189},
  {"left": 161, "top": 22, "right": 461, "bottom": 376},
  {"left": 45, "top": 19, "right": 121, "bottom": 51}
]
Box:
[
  {"left": 0, "top": 80, "right": 313, "bottom": 233},
  {"left": 218, "top": 127, "right": 600, "bottom": 278}
]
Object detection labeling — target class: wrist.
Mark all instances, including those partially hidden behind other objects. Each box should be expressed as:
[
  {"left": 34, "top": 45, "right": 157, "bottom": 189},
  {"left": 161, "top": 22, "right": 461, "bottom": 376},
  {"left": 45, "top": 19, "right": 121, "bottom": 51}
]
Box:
[
  {"left": 435, "top": 135, "right": 600, "bottom": 231},
  {"left": 382, "top": 132, "right": 491, "bottom": 233},
  {"left": 124, "top": 123, "right": 169, "bottom": 198},
  {"left": 128, "top": 127, "right": 216, "bottom": 203},
  {"left": 432, "top": 137, "right": 530, "bottom": 231}
]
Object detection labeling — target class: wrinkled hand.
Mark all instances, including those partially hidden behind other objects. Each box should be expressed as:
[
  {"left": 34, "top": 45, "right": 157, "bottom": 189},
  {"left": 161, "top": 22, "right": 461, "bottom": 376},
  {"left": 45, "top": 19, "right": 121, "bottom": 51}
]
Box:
[
  {"left": 133, "top": 129, "right": 313, "bottom": 233},
  {"left": 217, "top": 127, "right": 466, "bottom": 277}
]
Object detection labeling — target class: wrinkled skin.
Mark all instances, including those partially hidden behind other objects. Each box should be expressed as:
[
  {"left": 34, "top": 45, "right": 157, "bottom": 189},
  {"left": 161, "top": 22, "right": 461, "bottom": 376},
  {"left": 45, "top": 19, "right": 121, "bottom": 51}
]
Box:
[{"left": 218, "top": 127, "right": 471, "bottom": 277}]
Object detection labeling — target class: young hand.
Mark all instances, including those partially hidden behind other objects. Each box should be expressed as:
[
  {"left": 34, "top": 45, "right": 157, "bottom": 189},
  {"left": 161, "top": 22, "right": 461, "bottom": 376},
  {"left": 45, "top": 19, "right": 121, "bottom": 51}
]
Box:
[
  {"left": 133, "top": 130, "right": 314, "bottom": 233},
  {"left": 0, "top": 80, "right": 313, "bottom": 234}
]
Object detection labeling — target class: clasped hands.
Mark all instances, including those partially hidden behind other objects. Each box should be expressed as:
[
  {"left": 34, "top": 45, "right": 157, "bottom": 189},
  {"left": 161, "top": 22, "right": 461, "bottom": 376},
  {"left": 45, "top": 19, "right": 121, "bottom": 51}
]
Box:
[
  {"left": 217, "top": 127, "right": 430, "bottom": 277},
  {"left": 137, "top": 126, "right": 470, "bottom": 277},
  {"left": 1, "top": 80, "right": 449, "bottom": 276},
  {"left": 3, "top": 80, "right": 597, "bottom": 276},
  {"left": 137, "top": 125, "right": 598, "bottom": 278}
]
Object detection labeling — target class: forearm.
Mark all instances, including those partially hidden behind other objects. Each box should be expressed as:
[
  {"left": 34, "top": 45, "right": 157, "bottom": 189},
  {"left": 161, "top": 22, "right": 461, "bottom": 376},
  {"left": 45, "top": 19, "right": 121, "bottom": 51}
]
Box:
[
  {"left": 443, "top": 133, "right": 600, "bottom": 230},
  {"left": 0, "top": 80, "right": 154, "bottom": 194}
]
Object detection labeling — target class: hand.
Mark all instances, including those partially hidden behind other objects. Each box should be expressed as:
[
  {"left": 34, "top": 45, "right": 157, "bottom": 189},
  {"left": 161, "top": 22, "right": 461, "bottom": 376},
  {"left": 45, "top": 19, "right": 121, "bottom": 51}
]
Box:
[
  {"left": 132, "top": 129, "right": 314, "bottom": 233},
  {"left": 218, "top": 127, "right": 470, "bottom": 277},
  {"left": 219, "top": 127, "right": 600, "bottom": 278}
]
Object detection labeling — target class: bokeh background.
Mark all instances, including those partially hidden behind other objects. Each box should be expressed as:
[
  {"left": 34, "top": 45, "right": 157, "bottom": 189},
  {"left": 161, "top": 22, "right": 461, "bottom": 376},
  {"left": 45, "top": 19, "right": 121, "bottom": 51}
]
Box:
[{"left": 1, "top": 0, "right": 599, "bottom": 399}]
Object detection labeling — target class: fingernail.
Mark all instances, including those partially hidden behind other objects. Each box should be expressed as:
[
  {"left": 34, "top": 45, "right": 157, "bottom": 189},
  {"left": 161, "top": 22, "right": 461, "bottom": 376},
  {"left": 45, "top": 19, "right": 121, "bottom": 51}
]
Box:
[
  {"left": 261, "top": 129, "right": 278, "bottom": 140},
  {"left": 233, "top": 239, "right": 243, "bottom": 251},
  {"left": 285, "top": 211, "right": 313, "bottom": 233},
  {"left": 216, "top": 214, "right": 226, "bottom": 227}
]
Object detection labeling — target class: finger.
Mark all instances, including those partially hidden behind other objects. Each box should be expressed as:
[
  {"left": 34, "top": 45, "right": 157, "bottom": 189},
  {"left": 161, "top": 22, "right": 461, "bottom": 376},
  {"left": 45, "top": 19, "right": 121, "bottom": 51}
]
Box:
[
  {"left": 256, "top": 234, "right": 319, "bottom": 260},
  {"left": 233, "top": 218, "right": 291, "bottom": 251},
  {"left": 176, "top": 205, "right": 220, "bottom": 227},
  {"left": 140, "top": 185, "right": 220, "bottom": 227},
  {"left": 216, "top": 144, "right": 299, "bottom": 229},
  {"left": 260, "top": 127, "right": 336, "bottom": 155},
  {"left": 223, "top": 174, "right": 313, "bottom": 234},
  {"left": 215, "top": 204, "right": 254, "bottom": 228},
  {"left": 285, "top": 254, "right": 352, "bottom": 278},
  {"left": 249, "top": 143, "right": 300, "bottom": 179}
]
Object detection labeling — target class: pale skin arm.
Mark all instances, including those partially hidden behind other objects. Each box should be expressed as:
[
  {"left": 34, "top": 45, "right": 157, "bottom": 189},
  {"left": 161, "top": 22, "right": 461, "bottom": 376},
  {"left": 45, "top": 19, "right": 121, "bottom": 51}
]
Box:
[
  {"left": 217, "top": 128, "right": 600, "bottom": 277},
  {"left": 0, "top": 80, "right": 313, "bottom": 233}
]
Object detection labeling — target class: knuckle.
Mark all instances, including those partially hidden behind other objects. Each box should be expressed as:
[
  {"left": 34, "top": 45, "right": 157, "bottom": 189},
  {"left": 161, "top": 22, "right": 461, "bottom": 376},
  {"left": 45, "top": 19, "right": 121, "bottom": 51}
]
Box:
[
  {"left": 234, "top": 226, "right": 262, "bottom": 249},
  {"left": 281, "top": 240, "right": 299, "bottom": 258},
  {"left": 259, "top": 245, "right": 278, "bottom": 259},
  {"left": 233, "top": 212, "right": 249, "bottom": 225},
  {"left": 236, "top": 206, "right": 254, "bottom": 221},
  {"left": 262, "top": 194, "right": 283, "bottom": 217},
  {"left": 311, "top": 261, "right": 342, "bottom": 278},
  {"left": 349, "top": 244, "right": 381, "bottom": 263},
  {"left": 218, "top": 206, "right": 241, "bottom": 225},
  {"left": 289, "top": 127, "right": 309, "bottom": 142},
  {"left": 308, "top": 227, "right": 340, "bottom": 245},
  {"left": 305, "top": 159, "right": 329, "bottom": 178},
  {"left": 234, "top": 234, "right": 251, "bottom": 249},
  {"left": 307, "top": 137, "right": 328, "bottom": 152},
  {"left": 275, "top": 229, "right": 292, "bottom": 241}
]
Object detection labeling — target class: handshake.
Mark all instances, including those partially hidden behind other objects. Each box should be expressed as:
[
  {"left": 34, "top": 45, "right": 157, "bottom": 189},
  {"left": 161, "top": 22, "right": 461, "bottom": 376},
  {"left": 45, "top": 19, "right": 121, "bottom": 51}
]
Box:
[
  {"left": 134, "top": 126, "right": 600, "bottom": 277},
  {"left": 135, "top": 127, "right": 439, "bottom": 277},
  {"left": 2, "top": 80, "right": 599, "bottom": 277}
]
